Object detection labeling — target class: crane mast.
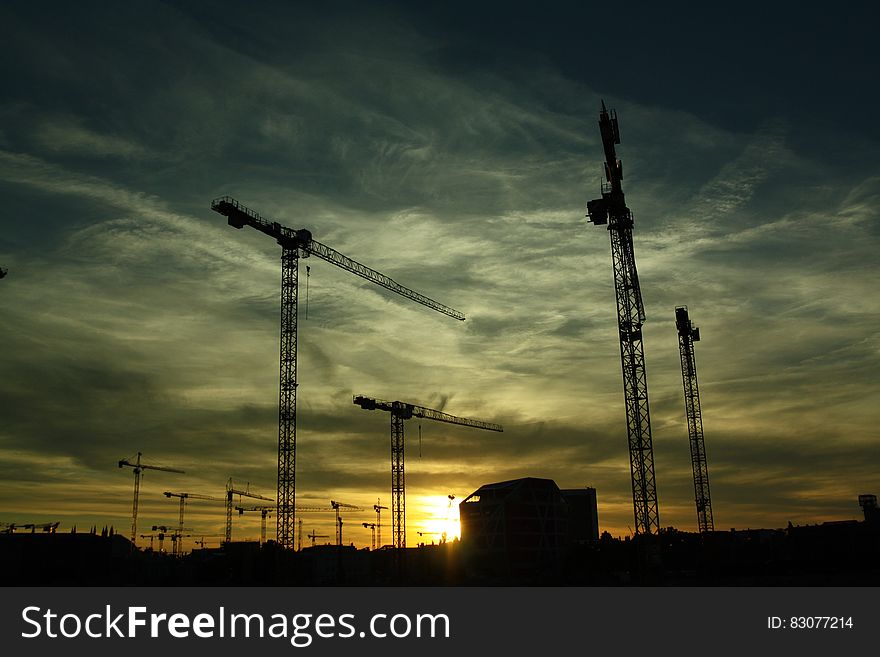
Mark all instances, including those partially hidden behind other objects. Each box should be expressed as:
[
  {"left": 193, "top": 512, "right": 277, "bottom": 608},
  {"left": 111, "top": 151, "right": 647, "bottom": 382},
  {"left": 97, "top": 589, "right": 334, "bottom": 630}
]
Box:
[
  {"left": 353, "top": 395, "right": 502, "bottom": 549},
  {"left": 118, "top": 452, "right": 184, "bottom": 546},
  {"left": 330, "top": 500, "right": 360, "bottom": 546},
  {"left": 374, "top": 500, "right": 387, "bottom": 549},
  {"left": 164, "top": 491, "right": 221, "bottom": 556},
  {"left": 363, "top": 522, "right": 377, "bottom": 550},
  {"left": 224, "top": 478, "right": 273, "bottom": 545},
  {"left": 675, "top": 306, "right": 714, "bottom": 533},
  {"left": 587, "top": 102, "right": 660, "bottom": 536},
  {"left": 236, "top": 505, "right": 275, "bottom": 545},
  {"left": 212, "top": 196, "right": 464, "bottom": 550}
]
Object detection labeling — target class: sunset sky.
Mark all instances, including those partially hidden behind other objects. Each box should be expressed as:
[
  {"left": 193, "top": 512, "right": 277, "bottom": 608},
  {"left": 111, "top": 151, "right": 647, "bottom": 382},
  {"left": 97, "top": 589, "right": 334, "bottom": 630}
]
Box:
[{"left": 1, "top": 1, "right": 878, "bottom": 549}]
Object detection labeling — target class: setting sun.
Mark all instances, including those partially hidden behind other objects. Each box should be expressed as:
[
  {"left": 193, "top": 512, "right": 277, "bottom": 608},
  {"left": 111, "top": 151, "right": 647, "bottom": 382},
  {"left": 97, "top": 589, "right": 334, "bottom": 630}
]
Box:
[{"left": 411, "top": 495, "right": 460, "bottom": 544}]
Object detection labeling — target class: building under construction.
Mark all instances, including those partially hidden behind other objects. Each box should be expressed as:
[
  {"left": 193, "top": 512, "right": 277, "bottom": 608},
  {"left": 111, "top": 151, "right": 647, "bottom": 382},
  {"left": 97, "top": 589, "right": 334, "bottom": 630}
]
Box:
[{"left": 458, "top": 478, "right": 598, "bottom": 579}]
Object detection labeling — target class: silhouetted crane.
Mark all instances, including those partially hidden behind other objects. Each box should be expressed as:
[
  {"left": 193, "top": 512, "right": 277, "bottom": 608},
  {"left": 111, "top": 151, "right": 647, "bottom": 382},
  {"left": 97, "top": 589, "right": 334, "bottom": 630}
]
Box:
[
  {"left": 307, "top": 531, "right": 329, "bottom": 547},
  {"left": 352, "top": 395, "right": 502, "bottom": 548},
  {"left": 417, "top": 530, "right": 445, "bottom": 544},
  {"left": 192, "top": 535, "right": 224, "bottom": 549},
  {"left": 224, "top": 478, "right": 272, "bottom": 545},
  {"left": 164, "top": 491, "right": 223, "bottom": 556},
  {"left": 212, "top": 196, "right": 465, "bottom": 550},
  {"left": 236, "top": 505, "right": 275, "bottom": 545},
  {"left": 293, "top": 504, "right": 362, "bottom": 548},
  {"left": 586, "top": 102, "right": 660, "bottom": 537},
  {"left": 374, "top": 499, "right": 388, "bottom": 548},
  {"left": 362, "top": 522, "right": 377, "bottom": 550},
  {"left": 331, "top": 500, "right": 360, "bottom": 546},
  {"left": 118, "top": 453, "right": 184, "bottom": 546},
  {"left": 150, "top": 525, "right": 192, "bottom": 553},
  {"left": 675, "top": 306, "right": 714, "bottom": 533}
]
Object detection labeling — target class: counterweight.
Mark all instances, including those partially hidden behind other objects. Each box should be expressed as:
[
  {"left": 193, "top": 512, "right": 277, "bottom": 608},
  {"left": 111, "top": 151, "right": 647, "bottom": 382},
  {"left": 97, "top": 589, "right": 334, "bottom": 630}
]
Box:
[
  {"left": 586, "top": 103, "right": 660, "bottom": 536},
  {"left": 211, "top": 197, "right": 464, "bottom": 549},
  {"left": 675, "top": 306, "right": 714, "bottom": 532}
]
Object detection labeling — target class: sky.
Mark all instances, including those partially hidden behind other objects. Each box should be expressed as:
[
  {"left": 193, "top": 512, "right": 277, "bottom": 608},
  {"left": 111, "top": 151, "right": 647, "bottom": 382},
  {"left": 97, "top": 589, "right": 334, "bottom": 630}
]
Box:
[{"left": 1, "top": 1, "right": 878, "bottom": 549}]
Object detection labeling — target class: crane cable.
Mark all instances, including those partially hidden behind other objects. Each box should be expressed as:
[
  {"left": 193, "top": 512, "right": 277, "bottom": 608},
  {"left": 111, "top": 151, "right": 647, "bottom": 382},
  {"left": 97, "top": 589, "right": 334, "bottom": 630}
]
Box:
[{"left": 305, "top": 265, "right": 310, "bottom": 319}]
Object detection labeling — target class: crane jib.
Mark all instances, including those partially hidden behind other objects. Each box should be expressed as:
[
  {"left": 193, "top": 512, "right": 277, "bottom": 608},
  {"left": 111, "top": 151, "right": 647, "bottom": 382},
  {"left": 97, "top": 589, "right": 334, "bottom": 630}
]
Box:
[{"left": 211, "top": 196, "right": 465, "bottom": 321}]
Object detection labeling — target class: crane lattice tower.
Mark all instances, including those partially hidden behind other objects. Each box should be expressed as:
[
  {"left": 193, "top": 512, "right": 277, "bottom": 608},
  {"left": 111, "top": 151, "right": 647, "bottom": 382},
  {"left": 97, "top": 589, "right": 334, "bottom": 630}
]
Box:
[
  {"left": 675, "top": 306, "right": 714, "bottom": 532},
  {"left": 586, "top": 102, "right": 660, "bottom": 536},
  {"left": 353, "top": 395, "right": 502, "bottom": 549}
]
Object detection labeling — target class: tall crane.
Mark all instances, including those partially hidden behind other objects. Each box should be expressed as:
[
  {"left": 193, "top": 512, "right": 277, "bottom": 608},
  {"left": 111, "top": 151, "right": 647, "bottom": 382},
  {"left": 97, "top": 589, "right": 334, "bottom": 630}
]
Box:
[
  {"left": 118, "top": 453, "right": 184, "bottom": 546},
  {"left": 352, "top": 395, "right": 502, "bottom": 548},
  {"left": 211, "top": 196, "right": 465, "bottom": 550},
  {"left": 236, "top": 505, "right": 275, "bottom": 545},
  {"left": 307, "top": 531, "right": 329, "bottom": 547},
  {"left": 586, "top": 102, "right": 660, "bottom": 537},
  {"left": 362, "top": 522, "right": 377, "bottom": 550},
  {"left": 225, "top": 479, "right": 273, "bottom": 545},
  {"left": 675, "top": 306, "right": 714, "bottom": 533},
  {"left": 374, "top": 500, "right": 387, "bottom": 548},
  {"left": 331, "top": 500, "right": 360, "bottom": 546},
  {"left": 164, "top": 491, "right": 222, "bottom": 556}
]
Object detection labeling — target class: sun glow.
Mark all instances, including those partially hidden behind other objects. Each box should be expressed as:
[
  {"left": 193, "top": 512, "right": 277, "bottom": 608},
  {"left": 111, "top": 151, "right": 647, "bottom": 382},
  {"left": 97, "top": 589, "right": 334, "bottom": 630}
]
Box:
[{"left": 411, "top": 494, "right": 460, "bottom": 544}]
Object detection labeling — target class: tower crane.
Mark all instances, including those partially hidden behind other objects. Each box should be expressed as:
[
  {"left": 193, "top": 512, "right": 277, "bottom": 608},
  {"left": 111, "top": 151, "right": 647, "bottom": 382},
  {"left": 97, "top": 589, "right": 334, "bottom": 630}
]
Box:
[
  {"left": 353, "top": 395, "right": 502, "bottom": 549},
  {"left": 362, "top": 522, "right": 377, "bottom": 550},
  {"left": 331, "top": 500, "right": 360, "bottom": 546},
  {"left": 118, "top": 453, "right": 184, "bottom": 546},
  {"left": 211, "top": 196, "right": 465, "bottom": 550},
  {"left": 225, "top": 478, "right": 273, "bottom": 545},
  {"left": 192, "top": 535, "right": 224, "bottom": 549},
  {"left": 164, "top": 491, "right": 223, "bottom": 556},
  {"left": 294, "top": 503, "right": 362, "bottom": 547},
  {"left": 373, "top": 500, "right": 387, "bottom": 548},
  {"left": 675, "top": 306, "right": 714, "bottom": 533},
  {"left": 417, "top": 530, "right": 445, "bottom": 544},
  {"left": 140, "top": 533, "right": 157, "bottom": 551},
  {"left": 150, "top": 525, "right": 192, "bottom": 553},
  {"left": 235, "top": 505, "right": 275, "bottom": 545},
  {"left": 586, "top": 102, "right": 660, "bottom": 537},
  {"left": 307, "top": 531, "right": 329, "bottom": 547}
]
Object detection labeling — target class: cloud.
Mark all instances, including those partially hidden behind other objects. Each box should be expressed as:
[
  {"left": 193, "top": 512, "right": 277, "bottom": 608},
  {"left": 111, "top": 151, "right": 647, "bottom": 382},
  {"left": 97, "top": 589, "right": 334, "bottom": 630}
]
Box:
[{"left": 34, "top": 117, "right": 155, "bottom": 159}]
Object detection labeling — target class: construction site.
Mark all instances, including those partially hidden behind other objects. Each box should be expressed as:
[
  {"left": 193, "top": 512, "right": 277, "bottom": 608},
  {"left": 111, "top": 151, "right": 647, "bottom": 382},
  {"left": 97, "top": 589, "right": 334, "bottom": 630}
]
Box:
[{"left": 2, "top": 102, "right": 878, "bottom": 587}]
